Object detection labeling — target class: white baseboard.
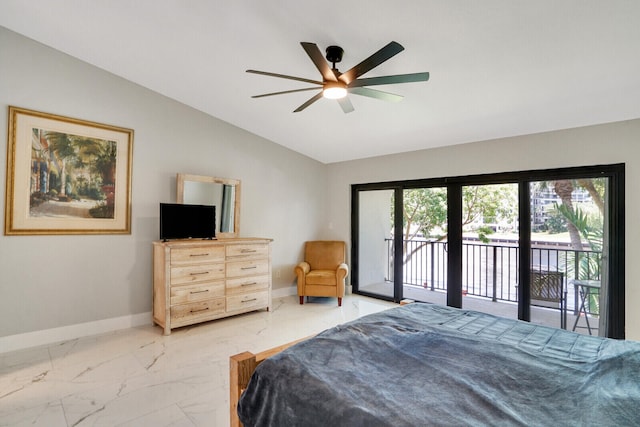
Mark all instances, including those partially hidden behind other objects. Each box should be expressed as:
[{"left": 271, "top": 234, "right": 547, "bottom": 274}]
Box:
[
  {"left": 271, "top": 285, "right": 352, "bottom": 299},
  {"left": 0, "top": 312, "right": 152, "bottom": 354},
  {"left": 2, "top": 287, "right": 301, "bottom": 354},
  {"left": 272, "top": 285, "right": 297, "bottom": 299}
]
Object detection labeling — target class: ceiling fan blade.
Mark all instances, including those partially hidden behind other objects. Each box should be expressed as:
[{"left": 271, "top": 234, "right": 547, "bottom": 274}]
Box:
[
  {"left": 349, "top": 72, "right": 429, "bottom": 88},
  {"left": 337, "top": 97, "right": 355, "bottom": 114},
  {"left": 251, "top": 87, "right": 320, "bottom": 98},
  {"left": 338, "top": 41, "right": 405, "bottom": 84},
  {"left": 348, "top": 87, "right": 403, "bottom": 103},
  {"left": 246, "top": 69, "right": 323, "bottom": 86},
  {"left": 293, "top": 92, "right": 324, "bottom": 112},
  {"left": 300, "top": 42, "right": 338, "bottom": 82}
]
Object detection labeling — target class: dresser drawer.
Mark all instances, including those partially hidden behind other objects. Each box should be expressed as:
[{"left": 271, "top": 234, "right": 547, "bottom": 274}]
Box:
[
  {"left": 171, "top": 298, "right": 225, "bottom": 322},
  {"left": 226, "top": 291, "right": 269, "bottom": 312},
  {"left": 171, "top": 246, "right": 225, "bottom": 265},
  {"left": 226, "top": 275, "right": 269, "bottom": 295},
  {"left": 227, "top": 259, "right": 269, "bottom": 278},
  {"left": 226, "top": 244, "right": 269, "bottom": 260},
  {"left": 170, "top": 282, "right": 225, "bottom": 304},
  {"left": 171, "top": 264, "right": 225, "bottom": 285}
]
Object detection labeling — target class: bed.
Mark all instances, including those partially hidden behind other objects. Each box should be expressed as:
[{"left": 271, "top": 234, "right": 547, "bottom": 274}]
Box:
[{"left": 230, "top": 303, "right": 640, "bottom": 426}]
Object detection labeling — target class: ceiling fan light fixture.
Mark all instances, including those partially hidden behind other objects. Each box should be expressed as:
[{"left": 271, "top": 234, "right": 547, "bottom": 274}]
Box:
[{"left": 323, "top": 82, "right": 347, "bottom": 99}]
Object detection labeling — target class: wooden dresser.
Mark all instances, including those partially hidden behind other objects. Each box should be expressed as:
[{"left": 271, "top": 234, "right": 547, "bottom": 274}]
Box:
[{"left": 152, "top": 238, "right": 272, "bottom": 335}]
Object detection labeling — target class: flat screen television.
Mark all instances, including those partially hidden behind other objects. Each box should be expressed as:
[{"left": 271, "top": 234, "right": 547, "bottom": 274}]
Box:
[{"left": 159, "top": 203, "right": 216, "bottom": 241}]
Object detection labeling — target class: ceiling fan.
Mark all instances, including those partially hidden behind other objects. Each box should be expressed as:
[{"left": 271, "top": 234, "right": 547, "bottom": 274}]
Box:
[{"left": 247, "top": 41, "right": 429, "bottom": 113}]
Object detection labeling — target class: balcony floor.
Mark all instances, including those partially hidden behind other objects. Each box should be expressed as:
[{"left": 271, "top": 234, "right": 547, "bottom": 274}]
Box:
[{"left": 359, "top": 283, "right": 600, "bottom": 336}]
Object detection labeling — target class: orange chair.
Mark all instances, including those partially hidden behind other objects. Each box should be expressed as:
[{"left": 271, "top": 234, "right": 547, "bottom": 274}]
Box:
[{"left": 294, "top": 241, "right": 348, "bottom": 306}]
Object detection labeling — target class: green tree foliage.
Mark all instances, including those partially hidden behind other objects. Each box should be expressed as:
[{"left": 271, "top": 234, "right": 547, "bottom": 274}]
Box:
[
  {"left": 556, "top": 202, "right": 603, "bottom": 314},
  {"left": 533, "top": 178, "right": 605, "bottom": 250},
  {"left": 402, "top": 188, "right": 447, "bottom": 241},
  {"left": 555, "top": 203, "right": 602, "bottom": 252},
  {"left": 543, "top": 209, "right": 568, "bottom": 234},
  {"left": 399, "top": 185, "right": 518, "bottom": 262},
  {"left": 462, "top": 185, "right": 518, "bottom": 242},
  {"left": 41, "top": 131, "right": 117, "bottom": 199},
  {"left": 401, "top": 185, "right": 518, "bottom": 242}
]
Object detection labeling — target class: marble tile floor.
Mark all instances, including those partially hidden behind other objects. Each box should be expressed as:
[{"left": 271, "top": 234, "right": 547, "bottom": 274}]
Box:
[{"left": 0, "top": 295, "right": 397, "bottom": 427}]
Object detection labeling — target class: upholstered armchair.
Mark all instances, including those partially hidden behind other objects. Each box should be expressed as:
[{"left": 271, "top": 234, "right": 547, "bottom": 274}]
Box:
[{"left": 294, "top": 241, "right": 349, "bottom": 306}]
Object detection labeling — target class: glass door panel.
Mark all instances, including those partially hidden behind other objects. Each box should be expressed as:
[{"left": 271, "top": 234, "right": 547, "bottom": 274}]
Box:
[
  {"left": 401, "top": 188, "right": 447, "bottom": 304},
  {"left": 459, "top": 184, "right": 519, "bottom": 319},
  {"left": 357, "top": 189, "right": 395, "bottom": 299},
  {"left": 529, "top": 179, "right": 607, "bottom": 335}
]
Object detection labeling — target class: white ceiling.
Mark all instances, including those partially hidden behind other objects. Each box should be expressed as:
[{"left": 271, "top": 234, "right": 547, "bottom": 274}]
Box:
[{"left": 1, "top": 1, "right": 639, "bottom": 164}]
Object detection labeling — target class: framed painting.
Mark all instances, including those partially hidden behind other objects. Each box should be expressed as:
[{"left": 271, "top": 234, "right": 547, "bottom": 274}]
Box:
[{"left": 4, "top": 106, "right": 134, "bottom": 235}]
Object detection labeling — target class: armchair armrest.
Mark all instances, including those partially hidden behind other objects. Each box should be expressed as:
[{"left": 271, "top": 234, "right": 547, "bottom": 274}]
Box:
[
  {"left": 295, "top": 262, "right": 310, "bottom": 276},
  {"left": 294, "top": 262, "right": 311, "bottom": 298},
  {"left": 336, "top": 263, "right": 349, "bottom": 302},
  {"left": 336, "top": 263, "right": 349, "bottom": 280}
]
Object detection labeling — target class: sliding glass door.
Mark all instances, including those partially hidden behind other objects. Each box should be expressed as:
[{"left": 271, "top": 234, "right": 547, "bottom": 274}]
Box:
[
  {"left": 459, "top": 183, "right": 519, "bottom": 320},
  {"left": 400, "top": 187, "right": 448, "bottom": 304},
  {"left": 528, "top": 178, "right": 608, "bottom": 334},
  {"left": 354, "top": 188, "right": 397, "bottom": 300},
  {"left": 352, "top": 164, "right": 625, "bottom": 338}
]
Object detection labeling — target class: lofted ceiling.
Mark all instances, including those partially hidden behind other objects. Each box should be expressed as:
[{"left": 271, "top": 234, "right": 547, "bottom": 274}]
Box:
[{"left": 1, "top": 1, "right": 639, "bottom": 164}]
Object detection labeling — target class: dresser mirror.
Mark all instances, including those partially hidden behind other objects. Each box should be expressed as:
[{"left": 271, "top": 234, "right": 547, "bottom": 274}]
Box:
[{"left": 176, "top": 173, "right": 241, "bottom": 238}]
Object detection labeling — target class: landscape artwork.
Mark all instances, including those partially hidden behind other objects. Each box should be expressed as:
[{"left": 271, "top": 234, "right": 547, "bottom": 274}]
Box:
[
  {"left": 5, "top": 107, "right": 133, "bottom": 235},
  {"left": 30, "top": 129, "right": 117, "bottom": 219}
]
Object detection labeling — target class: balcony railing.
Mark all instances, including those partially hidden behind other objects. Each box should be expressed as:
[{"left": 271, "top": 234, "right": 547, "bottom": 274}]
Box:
[{"left": 385, "top": 238, "right": 601, "bottom": 313}]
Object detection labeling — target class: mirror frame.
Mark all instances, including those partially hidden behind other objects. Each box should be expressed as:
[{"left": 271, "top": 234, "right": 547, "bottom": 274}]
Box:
[{"left": 176, "top": 173, "right": 241, "bottom": 239}]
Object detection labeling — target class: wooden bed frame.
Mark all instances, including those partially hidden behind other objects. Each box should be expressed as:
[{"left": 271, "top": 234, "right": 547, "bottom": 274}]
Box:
[
  {"left": 229, "top": 302, "right": 412, "bottom": 425},
  {"left": 229, "top": 336, "right": 311, "bottom": 427}
]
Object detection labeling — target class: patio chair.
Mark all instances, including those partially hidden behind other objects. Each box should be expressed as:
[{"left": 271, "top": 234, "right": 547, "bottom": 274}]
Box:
[{"left": 530, "top": 271, "right": 567, "bottom": 329}]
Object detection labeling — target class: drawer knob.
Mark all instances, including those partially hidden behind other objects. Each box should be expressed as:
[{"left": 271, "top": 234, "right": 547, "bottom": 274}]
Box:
[
  {"left": 242, "top": 298, "right": 257, "bottom": 303},
  {"left": 190, "top": 253, "right": 209, "bottom": 257},
  {"left": 190, "top": 271, "right": 209, "bottom": 276},
  {"left": 241, "top": 266, "right": 257, "bottom": 270},
  {"left": 190, "top": 289, "right": 209, "bottom": 294},
  {"left": 241, "top": 282, "right": 257, "bottom": 287},
  {"left": 241, "top": 249, "right": 257, "bottom": 253},
  {"left": 190, "top": 307, "right": 209, "bottom": 313}
]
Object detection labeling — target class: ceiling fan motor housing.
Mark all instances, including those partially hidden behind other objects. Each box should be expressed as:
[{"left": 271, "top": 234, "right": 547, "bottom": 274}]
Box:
[{"left": 325, "top": 45, "right": 344, "bottom": 66}]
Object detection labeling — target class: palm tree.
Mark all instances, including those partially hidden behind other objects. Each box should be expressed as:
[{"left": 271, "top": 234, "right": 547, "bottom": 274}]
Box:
[
  {"left": 577, "top": 178, "right": 605, "bottom": 215},
  {"left": 42, "top": 131, "right": 77, "bottom": 197},
  {"left": 552, "top": 180, "right": 583, "bottom": 251},
  {"left": 534, "top": 178, "right": 605, "bottom": 252}
]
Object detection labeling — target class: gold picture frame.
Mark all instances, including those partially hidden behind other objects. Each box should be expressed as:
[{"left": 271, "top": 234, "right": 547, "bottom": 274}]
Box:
[{"left": 4, "top": 106, "right": 134, "bottom": 235}]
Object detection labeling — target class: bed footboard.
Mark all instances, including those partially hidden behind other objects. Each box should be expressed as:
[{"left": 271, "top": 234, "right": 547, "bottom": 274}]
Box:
[
  {"left": 230, "top": 351, "right": 258, "bottom": 427},
  {"left": 229, "top": 336, "right": 311, "bottom": 427}
]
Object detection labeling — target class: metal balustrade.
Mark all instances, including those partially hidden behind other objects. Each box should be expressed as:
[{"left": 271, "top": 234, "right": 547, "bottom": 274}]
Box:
[{"left": 385, "top": 238, "right": 601, "bottom": 313}]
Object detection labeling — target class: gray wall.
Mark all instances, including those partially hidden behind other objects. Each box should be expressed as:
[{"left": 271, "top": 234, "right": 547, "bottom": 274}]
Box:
[
  {"left": 0, "top": 27, "right": 325, "bottom": 340},
  {"left": 327, "top": 121, "right": 640, "bottom": 340}
]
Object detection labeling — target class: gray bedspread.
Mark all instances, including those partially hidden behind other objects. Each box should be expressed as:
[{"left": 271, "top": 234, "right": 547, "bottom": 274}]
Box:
[{"left": 238, "top": 303, "right": 640, "bottom": 426}]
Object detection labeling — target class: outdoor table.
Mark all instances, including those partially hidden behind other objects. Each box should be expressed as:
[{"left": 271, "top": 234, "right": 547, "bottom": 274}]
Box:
[{"left": 572, "top": 280, "right": 600, "bottom": 335}]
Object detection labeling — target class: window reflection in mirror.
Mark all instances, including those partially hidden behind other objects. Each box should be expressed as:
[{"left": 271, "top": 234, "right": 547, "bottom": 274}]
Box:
[{"left": 177, "top": 174, "right": 240, "bottom": 238}]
